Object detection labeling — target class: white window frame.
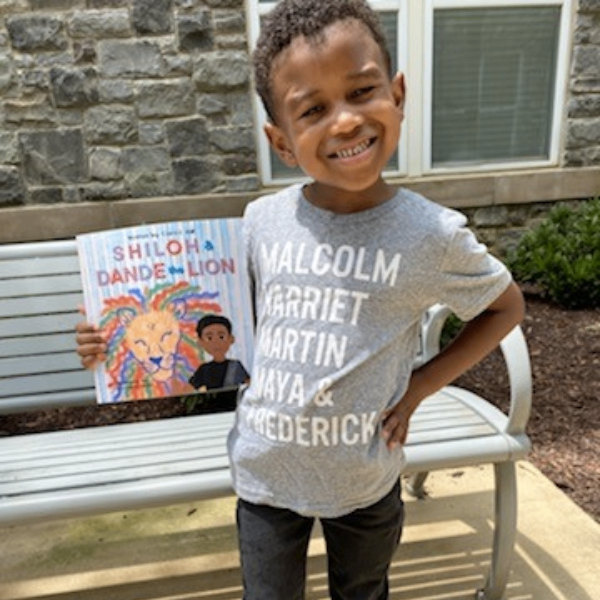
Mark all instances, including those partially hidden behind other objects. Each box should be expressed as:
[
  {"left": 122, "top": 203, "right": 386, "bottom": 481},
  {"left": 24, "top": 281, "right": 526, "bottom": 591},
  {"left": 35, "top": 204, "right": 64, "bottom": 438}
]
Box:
[{"left": 247, "top": 0, "right": 573, "bottom": 185}]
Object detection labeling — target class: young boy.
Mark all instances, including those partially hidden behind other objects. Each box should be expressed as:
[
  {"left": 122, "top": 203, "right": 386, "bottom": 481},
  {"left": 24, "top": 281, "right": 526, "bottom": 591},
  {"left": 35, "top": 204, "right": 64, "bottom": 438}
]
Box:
[
  {"left": 77, "top": 1, "right": 524, "bottom": 598},
  {"left": 189, "top": 314, "right": 250, "bottom": 392}
]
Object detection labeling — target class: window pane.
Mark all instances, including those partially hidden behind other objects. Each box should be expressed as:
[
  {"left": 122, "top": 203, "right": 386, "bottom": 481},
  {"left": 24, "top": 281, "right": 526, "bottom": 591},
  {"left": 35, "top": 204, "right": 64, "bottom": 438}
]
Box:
[
  {"left": 432, "top": 7, "right": 561, "bottom": 167},
  {"left": 270, "top": 10, "right": 399, "bottom": 180}
]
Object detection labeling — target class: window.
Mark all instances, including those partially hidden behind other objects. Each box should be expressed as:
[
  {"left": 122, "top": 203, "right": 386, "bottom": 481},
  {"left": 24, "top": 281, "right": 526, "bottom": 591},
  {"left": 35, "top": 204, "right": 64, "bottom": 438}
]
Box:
[{"left": 247, "top": 0, "right": 572, "bottom": 184}]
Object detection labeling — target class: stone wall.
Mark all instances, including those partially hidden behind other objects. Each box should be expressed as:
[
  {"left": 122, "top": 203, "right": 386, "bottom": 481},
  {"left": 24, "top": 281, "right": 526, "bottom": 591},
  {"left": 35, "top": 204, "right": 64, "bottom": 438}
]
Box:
[
  {"left": 0, "top": 0, "right": 598, "bottom": 212},
  {"left": 0, "top": 0, "right": 257, "bottom": 207},
  {"left": 565, "top": 0, "right": 600, "bottom": 166}
]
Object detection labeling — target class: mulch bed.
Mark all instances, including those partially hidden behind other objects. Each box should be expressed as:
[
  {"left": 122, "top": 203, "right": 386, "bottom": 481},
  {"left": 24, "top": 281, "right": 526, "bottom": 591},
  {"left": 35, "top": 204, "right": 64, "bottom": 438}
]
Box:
[{"left": 2, "top": 288, "right": 599, "bottom": 521}]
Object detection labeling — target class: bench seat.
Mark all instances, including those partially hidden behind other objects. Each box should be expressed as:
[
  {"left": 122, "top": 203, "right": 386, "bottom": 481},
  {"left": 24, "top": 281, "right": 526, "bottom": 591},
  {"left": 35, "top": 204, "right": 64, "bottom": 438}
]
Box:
[{"left": 0, "top": 385, "right": 530, "bottom": 526}]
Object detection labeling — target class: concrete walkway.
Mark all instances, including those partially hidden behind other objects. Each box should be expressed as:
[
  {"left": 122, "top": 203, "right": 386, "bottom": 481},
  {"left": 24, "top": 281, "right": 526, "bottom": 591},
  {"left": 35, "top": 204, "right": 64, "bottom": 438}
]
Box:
[{"left": 0, "top": 461, "right": 598, "bottom": 600}]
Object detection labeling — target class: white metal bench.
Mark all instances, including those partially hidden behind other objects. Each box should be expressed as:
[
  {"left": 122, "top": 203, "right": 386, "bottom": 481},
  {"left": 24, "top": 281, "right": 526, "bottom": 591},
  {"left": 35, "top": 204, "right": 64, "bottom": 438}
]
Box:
[{"left": 0, "top": 239, "right": 532, "bottom": 600}]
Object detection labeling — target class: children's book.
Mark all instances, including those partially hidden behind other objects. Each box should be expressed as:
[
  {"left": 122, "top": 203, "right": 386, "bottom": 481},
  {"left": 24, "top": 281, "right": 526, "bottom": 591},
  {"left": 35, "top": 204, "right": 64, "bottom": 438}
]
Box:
[{"left": 77, "top": 219, "right": 254, "bottom": 405}]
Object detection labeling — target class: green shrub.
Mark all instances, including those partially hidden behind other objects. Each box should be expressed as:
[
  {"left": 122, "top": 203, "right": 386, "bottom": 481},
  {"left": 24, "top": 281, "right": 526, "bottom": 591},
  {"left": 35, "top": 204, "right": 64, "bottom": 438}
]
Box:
[{"left": 507, "top": 198, "right": 600, "bottom": 309}]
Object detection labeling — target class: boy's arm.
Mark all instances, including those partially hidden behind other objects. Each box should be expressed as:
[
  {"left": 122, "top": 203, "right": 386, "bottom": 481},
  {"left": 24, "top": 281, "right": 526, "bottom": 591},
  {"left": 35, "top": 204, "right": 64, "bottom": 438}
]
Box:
[{"left": 382, "top": 281, "right": 525, "bottom": 449}]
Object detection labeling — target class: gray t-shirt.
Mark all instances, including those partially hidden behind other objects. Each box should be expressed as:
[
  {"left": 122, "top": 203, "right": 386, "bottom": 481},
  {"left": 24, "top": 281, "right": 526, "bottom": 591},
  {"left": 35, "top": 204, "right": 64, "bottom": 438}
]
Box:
[{"left": 228, "top": 184, "right": 511, "bottom": 518}]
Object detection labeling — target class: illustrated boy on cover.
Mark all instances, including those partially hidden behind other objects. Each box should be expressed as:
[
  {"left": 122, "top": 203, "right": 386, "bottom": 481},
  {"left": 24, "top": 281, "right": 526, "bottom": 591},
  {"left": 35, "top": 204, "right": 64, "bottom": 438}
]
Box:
[{"left": 189, "top": 314, "right": 250, "bottom": 392}]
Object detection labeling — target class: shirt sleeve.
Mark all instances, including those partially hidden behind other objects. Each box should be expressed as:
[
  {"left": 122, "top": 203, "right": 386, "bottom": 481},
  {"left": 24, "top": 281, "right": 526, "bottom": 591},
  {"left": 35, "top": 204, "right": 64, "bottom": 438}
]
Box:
[{"left": 437, "top": 221, "right": 512, "bottom": 322}]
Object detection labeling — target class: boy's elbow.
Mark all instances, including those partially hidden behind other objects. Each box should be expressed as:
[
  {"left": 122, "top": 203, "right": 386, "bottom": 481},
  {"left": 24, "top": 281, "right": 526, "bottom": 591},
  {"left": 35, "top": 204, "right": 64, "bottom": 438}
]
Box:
[{"left": 494, "top": 281, "right": 525, "bottom": 328}]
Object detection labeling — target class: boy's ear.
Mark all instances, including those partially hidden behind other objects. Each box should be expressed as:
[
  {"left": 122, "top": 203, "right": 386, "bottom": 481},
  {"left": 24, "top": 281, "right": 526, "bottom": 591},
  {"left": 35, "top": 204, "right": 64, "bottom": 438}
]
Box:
[
  {"left": 264, "top": 122, "right": 298, "bottom": 168},
  {"left": 391, "top": 72, "right": 406, "bottom": 118}
]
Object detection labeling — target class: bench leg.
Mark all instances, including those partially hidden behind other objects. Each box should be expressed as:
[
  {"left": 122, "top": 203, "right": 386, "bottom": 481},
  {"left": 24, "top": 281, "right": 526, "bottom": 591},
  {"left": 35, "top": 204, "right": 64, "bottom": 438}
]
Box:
[
  {"left": 476, "top": 461, "right": 518, "bottom": 600},
  {"left": 405, "top": 471, "right": 429, "bottom": 498}
]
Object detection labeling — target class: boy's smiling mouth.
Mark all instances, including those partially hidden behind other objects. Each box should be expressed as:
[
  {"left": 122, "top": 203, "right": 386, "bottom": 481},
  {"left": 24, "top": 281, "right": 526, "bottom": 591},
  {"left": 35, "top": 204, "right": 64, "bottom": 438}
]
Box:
[{"left": 331, "top": 137, "right": 376, "bottom": 159}]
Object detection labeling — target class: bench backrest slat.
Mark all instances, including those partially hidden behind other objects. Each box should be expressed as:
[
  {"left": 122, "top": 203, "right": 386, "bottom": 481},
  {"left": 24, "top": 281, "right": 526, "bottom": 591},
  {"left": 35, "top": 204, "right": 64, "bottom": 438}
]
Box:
[
  {"left": 0, "top": 254, "right": 81, "bottom": 278},
  {"left": 0, "top": 273, "right": 83, "bottom": 299},
  {"left": 0, "top": 292, "right": 83, "bottom": 319},
  {"left": 0, "top": 352, "right": 83, "bottom": 378},
  {"left": 0, "top": 333, "right": 77, "bottom": 359},
  {"left": 1, "top": 370, "right": 95, "bottom": 399},
  {"left": 2, "top": 312, "right": 82, "bottom": 337}
]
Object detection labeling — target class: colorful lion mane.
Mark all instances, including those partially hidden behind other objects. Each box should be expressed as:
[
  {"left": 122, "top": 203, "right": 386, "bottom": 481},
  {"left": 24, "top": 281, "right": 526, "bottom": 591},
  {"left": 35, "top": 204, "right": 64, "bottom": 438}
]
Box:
[{"left": 100, "top": 281, "right": 222, "bottom": 402}]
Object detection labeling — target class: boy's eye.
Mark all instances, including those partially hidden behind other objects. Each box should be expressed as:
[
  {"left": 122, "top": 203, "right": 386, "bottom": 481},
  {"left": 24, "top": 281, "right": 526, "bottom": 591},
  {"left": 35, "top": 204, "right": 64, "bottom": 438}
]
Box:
[
  {"left": 351, "top": 86, "right": 375, "bottom": 99},
  {"left": 300, "top": 105, "right": 323, "bottom": 119}
]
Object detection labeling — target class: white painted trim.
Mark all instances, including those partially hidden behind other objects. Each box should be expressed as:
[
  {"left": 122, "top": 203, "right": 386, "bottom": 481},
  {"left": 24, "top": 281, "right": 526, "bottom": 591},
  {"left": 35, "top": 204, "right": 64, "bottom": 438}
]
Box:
[
  {"left": 422, "top": 0, "right": 435, "bottom": 174},
  {"left": 549, "top": 0, "right": 574, "bottom": 164},
  {"left": 396, "top": 0, "right": 409, "bottom": 176},
  {"left": 433, "top": 0, "right": 564, "bottom": 7},
  {"left": 426, "top": 159, "right": 560, "bottom": 176}
]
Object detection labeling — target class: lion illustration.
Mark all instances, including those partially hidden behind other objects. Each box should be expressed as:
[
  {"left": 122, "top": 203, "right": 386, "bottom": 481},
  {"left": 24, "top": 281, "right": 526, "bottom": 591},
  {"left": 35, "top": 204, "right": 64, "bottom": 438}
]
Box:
[{"left": 99, "top": 281, "right": 222, "bottom": 402}]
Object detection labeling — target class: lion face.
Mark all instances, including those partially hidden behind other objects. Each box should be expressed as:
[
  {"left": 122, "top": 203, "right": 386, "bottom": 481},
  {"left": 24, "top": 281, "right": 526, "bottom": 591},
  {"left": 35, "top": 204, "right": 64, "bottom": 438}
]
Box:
[{"left": 122, "top": 309, "right": 182, "bottom": 382}]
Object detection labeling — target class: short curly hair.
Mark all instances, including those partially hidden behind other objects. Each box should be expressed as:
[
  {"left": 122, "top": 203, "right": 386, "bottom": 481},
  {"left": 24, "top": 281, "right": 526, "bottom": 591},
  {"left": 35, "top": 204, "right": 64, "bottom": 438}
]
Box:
[{"left": 253, "top": 0, "right": 392, "bottom": 123}]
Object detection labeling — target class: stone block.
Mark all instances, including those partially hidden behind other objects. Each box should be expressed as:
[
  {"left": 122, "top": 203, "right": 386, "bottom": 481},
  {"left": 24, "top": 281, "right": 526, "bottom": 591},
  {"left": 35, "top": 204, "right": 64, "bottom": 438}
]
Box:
[
  {"left": 133, "top": 0, "right": 173, "bottom": 35},
  {"left": 98, "top": 80, "right": 135, "bottom": 103},
  {"left": 50, "top": 67, "right": 99, "bottom": 108},
  {"left": 226, "top": 175, "right": 259, "bottom": 193},
  {"left": 0, "top": 0, "right": 28, "bottom": 16},
  {"left": 574, "top": 13, "right": 600, "bottom": 45},
  {"left": 564, "top": 146, "right": 600, "bottom": 167},
  {"left": 228, "top": 91, "right": 254, "bottom": 126},
  {"left": 19, "top": 129, "right": 88, "bottom": 185},
  {"left": 28, "top": 187, "right": 64, "bottom": 204},
  {"left": 213, "top": 10, "right": 245, "bottom": 33},
  {"left": 90, "top": 147, "right": 121, "bottom": 180},
  {"left": 223, "top": 154, "right": 257, "bottom": 176},
  {"left": 68, "top": 9, "right": 131, "bottom": 38},
  {"left": 139, "top": 122, "right": 165, "bottom": 145},
  {"left": 6, "top": 16, "right": 67, "bottom": 52},
  {"left": 204, "top": 0, "right": 244, "bottom": 8},
  {"left": 136, "top": 79, "right": 195, "bottom": 117},
  {"left": 120, "top": 147, "right": 171, "bottom": 174},
  {"left": 0, "top": 167, "right": 24, "bottom": 207},
  {"left": 172, "top": 157, "right": 218, "bottom": 194},
  {"left": 74, "top": 40, "right": 97, "bottom": 64},
  {"left": 0, "top": 133, "right": 19, "bottom": 164},
  {"left": 56, "top": 108, "right": 84, "bottom": 127},
  {"left": 566, "top": 118, "right": 600, "bottom": 149},
  {"left": 163, "top": 53, "right": 193, "bottom": 76},
  {"left": 125, "top": 170, "right": 174, "bottom": 198},
  {"left": 21, "top": 70, "right": 48, "bottom": 92},
  {"left": 571, "top": 46, "right": 600, "bottom": 82},
  {"left": 87, "top": 0, "right": 128, "bottom": 7},
  {"left": 567, "top": 94, "right": 600, "bottom": 118},
  {"left": 0, "top": 54, "right": 13, "bottom": 92},
  {"left": 193, "top": 51, "right": 249, "bottom": 91},
  {"left": 4, "top": 95, "right": 56, "bottom": 126},
  {"left": 81, "top": 181, "right": 126, "bottom": 201},
  {"left": 98, "top": 40, "right": 164, "bottom": 78},
  {"left": 197, "top": 94, "right": 228, "bottom": 116},
  {"left": 85, "top": 105, "right": 137, "bottom": 145},
  {"left": 578, "top": 0, "right": 600, "bottom": 12},
  {"left": 178, "top": 11, "right": 213, "bottom": 52},
  {"left": 30, "top": 0, "right": 84, "bottom": 9},
  {"left": 210, "top": 127, "right": 255, "bottom": 153},
  {"left": 472, "top": 206, "right": 509, "bottom": 228},
  {"left": 216, "top": 34, "right": 247, "bottom": 50},
  {"left": 166, "top": 117, "right": 210, "bottom": 157}
]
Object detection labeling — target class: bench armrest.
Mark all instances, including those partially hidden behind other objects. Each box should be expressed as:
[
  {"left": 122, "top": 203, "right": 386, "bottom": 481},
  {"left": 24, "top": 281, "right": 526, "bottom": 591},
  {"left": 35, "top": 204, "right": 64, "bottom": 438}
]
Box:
[{"left": 421, "top": 304, "right": 532, "bottom": 436}]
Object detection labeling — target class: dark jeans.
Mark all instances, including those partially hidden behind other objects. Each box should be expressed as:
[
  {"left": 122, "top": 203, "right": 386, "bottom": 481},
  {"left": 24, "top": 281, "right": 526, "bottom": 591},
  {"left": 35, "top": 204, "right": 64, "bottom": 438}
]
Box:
[{"left": 236, "top": 480, "right": 404, "bottom": 600}]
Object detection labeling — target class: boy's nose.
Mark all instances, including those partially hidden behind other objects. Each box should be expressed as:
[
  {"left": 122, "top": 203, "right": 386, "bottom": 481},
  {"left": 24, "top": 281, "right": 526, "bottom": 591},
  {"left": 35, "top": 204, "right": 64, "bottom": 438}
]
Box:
[{"left": 329, "top": 105, "right": 363, "bottom": 136}]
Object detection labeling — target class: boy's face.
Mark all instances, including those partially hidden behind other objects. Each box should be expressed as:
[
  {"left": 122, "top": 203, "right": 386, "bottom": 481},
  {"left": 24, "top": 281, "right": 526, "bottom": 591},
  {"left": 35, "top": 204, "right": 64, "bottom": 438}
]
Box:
[
  {"left": 265, "top": 19, "right": 405, "bottom": 210},
  {"left": 199, "top": 323, "right": 234, "bottom": 363}
]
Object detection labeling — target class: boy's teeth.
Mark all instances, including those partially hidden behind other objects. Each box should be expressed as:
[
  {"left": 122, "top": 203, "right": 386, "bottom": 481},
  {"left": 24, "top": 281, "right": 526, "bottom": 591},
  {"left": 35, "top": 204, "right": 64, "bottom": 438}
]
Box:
[{"left": 337, "top": 140, "right": 370, "bottom": 158}]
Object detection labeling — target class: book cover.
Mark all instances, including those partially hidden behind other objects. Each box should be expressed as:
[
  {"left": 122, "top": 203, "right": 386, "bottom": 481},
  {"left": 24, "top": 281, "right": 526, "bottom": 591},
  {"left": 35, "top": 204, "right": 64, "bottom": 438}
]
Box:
[{"left": 77, "top": 219, "right": 254, "bottom": 405}]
